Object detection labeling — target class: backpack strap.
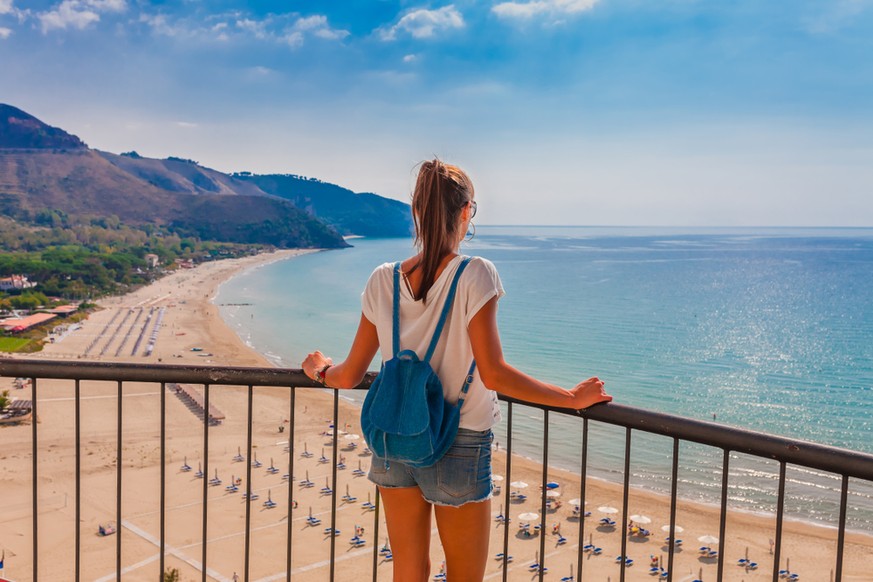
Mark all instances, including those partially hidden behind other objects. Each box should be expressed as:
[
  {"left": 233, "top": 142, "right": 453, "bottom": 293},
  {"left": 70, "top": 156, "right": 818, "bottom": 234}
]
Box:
[
  {"left": 391, "top": 262, "right": 401, "bottom": 357},
  {"left": 424, "top": 257, "right": 473, "bottom": 363},
  {"left": 458, "top": 360, "right": 477, "bottom": 406}
]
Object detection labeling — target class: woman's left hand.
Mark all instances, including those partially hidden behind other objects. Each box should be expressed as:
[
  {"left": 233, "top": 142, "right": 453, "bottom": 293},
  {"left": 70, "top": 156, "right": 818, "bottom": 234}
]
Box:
[{"left": 302, "top": 350, "right": 332, "bottom": 380}]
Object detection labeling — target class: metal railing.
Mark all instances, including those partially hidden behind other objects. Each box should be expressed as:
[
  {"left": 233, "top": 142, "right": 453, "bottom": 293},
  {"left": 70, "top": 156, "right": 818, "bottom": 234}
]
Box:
[{"left": 2, "top": 358, "right": 872, "bottom": 582}]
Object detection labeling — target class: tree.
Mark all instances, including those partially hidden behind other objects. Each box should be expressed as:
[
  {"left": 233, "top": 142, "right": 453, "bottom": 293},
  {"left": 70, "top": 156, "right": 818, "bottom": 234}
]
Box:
[{"left": 0, "top": 389, "right": 9, "bottom": 411}]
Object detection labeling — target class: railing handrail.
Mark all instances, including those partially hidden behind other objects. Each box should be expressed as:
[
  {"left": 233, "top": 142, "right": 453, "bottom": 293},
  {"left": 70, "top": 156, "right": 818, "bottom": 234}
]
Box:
[{"left": 4, "top": 358, "right": 873, "bottom": 481}]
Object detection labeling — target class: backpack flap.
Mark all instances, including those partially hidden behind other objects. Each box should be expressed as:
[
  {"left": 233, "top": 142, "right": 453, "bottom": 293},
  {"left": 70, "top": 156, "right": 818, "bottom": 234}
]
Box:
[{"left": 367, "top": 349, "right": 433, "bottom": 437}]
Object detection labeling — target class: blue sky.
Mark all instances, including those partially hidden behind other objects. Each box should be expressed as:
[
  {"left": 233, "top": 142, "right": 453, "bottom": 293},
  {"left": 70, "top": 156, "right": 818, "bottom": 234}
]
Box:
[{"left": 2, "top": 0, "right": 872, "bottom": 226}]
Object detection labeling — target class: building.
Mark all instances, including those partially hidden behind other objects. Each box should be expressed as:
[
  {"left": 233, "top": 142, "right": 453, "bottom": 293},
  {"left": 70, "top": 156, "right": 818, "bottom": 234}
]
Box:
[
  {"left": 0, "top": 275, "right": 37, "bottom": 291},
  {"left": 144, "top": 253, "right": 160, "bottom": 268}
]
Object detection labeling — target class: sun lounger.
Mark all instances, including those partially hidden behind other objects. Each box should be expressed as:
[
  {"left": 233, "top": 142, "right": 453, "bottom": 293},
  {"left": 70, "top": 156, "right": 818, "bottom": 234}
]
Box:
[
  {"left": 495, "top": 553, "right": 513, "bottom": 562},
  {"left": 593, "top": 547, "right": 602, "bottom": 555},
  {"left": 226, "top": 483, "right": 238, "bottom": 492},
  {"left": 242, "top": 492, "right": 259, "bottom": 500},
  {"left": 583, "top": 544, "right": 594, "bottom": 553},
  {"left": 324, "top": 527, "right": 341, "bottom": 536},
  {"left": 650, "top": 567, "right": 661, "bottom": 575},
  {"left": 561, "top": 575, "right": 574, "bottom": 582},
  {"left": 362, "top": 501, "right": 376, "bottom": 510},
  {"left": 337, "top": 462, "right": 347, "bottom": 470},
  {"left": 252, "top": 458, "right": 262, "bottom": 468},
  {"left": 353, "top": 468, "right": 366, "bottom": 476},
  {"left": 557, "top": 535, "right": 567, "bottom": 545},
  {"left": 306, "top": 516, "right": 321, "bottom": 526},
  {"left": 181, "top": 461, "right": 192, "bottom": 472},
  {"left": 319, "top": 456, "right": 329, "bottom": 464},
  {"left": 748, "top": 562, "right": 758, "bottom": 570},
  {"left": 615, "top": 556, "right": 633, "bottom": 567},
  {"left": 263, "top": 499, "right": 277, "bottom": 508}
]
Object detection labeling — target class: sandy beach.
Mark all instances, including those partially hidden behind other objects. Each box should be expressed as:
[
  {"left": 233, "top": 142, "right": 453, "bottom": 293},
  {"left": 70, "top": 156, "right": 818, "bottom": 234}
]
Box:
[{"left": 2, "top": 249, "right": 872, "bottom": 581}]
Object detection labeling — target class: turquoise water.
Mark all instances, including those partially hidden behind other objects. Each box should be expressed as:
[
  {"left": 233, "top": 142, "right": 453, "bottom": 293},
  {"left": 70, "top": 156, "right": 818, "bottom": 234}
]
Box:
[{"left": 216, "top": 227, "right": 873, "bottom": 532}]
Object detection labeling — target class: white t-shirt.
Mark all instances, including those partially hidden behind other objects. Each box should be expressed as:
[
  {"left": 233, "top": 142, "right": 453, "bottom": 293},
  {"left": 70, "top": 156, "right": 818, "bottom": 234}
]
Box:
[{"left": 361, "top": 255, "right": 505, "bottom": 431}]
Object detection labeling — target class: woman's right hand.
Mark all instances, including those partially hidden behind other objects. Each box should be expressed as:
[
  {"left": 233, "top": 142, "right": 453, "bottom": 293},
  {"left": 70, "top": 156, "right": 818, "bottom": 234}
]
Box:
[{"left": 570, "top": 377, "right": 611, "bottom": 409}]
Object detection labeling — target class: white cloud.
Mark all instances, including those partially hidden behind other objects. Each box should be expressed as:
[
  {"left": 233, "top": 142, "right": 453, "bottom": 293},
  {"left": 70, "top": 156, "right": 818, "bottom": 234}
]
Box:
[
  {"left": 492, "top": 0, "right": 599, "bottom": 19},
  {"left": 142, "top": 12, "right": 349, "bottom": 47},
  {"left": 0, "top": 26, "right": 11, "bottom": 39},
  {"left": 0, "top": 0, "right": 13, "bottom": 15},
  {"left": 38, "top": 0, "right": 126, "bottom": 33},
  {"left": 176, "top": 121, "right": 197, "bottom": 128},
  {"left": 380, "top": 5, "right": 464, "bottom": 41},
  {"left": 403, "top": 53, "right": 417, "bottom": 63}
]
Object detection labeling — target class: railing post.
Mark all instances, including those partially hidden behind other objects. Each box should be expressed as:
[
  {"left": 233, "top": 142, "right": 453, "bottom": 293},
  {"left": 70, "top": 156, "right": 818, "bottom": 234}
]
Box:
[
  {"left": 75, "top": 379, "right": 81, "bottom": 582},
  {"left": 667, "top": 438, "right": 679, "bottom": 582},
  {"left": 538, "top": 410, "right": 549, "bottom": 581},
  {"left": 501, "top": 402, "right": 513, "bottom": 582},
  {"left": 31, "top": 376, "right": 38, "bottom": 582},
  {"left": 772, "top": 461, "right": 787, "bottom": 582},
  {"left": 575, "top": 417, "right": 588, "bottom": 582},
  {"left": 116, "top": 380, "right": 122, "bottom": 582},
  {"left": 619, "top": 427, "right": 631, "bottom": 582},
  {"left": 835, "top": 474, "right": 849, "bottom": 581},
  {"left": 160, "top": 381, "right": 166, "bottom": 581},
  {"left": 202, "top": 383, "right": 210, "bottom": 582},
  {"left": 329, "top": 389, "right": 339, "bottom": 581},
  {"left": 244, "top": 384, "right": 254, "bottom": 581},
  {"left": 286, "top": 387, "right": 296, "bottom": 582}
]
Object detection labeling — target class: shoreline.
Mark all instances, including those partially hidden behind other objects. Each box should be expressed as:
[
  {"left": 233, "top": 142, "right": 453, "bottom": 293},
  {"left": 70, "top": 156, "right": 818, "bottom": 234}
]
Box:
[{"left": 3, "top": 248, "right": 872, "bottom": 580}]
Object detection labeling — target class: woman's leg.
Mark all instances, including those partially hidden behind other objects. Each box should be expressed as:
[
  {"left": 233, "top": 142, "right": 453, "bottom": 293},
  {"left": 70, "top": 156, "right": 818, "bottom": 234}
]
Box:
[
  {"left": 379, "top": 486, "right": 433, "bottom": 582},
  {"left": 434, "top": 497, "right": 492, "bottom": 582}
]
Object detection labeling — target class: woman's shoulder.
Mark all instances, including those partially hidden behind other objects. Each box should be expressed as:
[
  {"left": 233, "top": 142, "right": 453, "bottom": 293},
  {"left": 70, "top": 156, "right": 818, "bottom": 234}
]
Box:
[{"left": 463, "top": 255, "right": 500, "bottom": 275}]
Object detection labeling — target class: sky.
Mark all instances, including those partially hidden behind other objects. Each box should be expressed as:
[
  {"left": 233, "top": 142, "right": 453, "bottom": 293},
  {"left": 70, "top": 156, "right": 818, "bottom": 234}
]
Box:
[{"left": 1, "top": 0, "right": 872, "bottom": 226}]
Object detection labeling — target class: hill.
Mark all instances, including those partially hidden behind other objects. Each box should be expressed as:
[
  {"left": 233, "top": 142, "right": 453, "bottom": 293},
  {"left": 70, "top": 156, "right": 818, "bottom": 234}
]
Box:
[
  {"left": 0, "top": 104, "right": 413, "bottom": 248},
  {"left": 235, "top": 173, "right": 413, "bottom": 238}
]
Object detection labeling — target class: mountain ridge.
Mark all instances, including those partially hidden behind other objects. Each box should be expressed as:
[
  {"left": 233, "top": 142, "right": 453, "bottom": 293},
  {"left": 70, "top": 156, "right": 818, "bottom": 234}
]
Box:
[{"left": 0, "top": 104, "right": 412, "bottom": 247}]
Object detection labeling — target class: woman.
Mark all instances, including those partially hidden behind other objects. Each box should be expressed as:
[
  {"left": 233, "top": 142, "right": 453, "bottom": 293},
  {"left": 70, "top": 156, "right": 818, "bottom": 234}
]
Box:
[{"left": 302, "top": 159, "right": 611, "bottom": 582}]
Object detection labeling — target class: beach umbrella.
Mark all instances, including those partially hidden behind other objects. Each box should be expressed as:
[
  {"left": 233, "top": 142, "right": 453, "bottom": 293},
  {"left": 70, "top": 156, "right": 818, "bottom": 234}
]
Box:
[
  {"left": 660, "top": 524, "right": 684, "bottom": 533},
  {"left": 569, "top": 498, "right": 584, "bottom": 506},
  {"left": 492, "top": 475, "right": 504, "bottom": 482},
  {"left": 598, "top": 506, "right": 619, "bottom": 514},
  {"left": 546, "top": 481, "right": 560, "bottom": 489},
  {"left": 546, "top": 490, "right": 561, "bottom": 498},
  {"left": 510, "top": 480, "right": 529, "bottom": 489},
  {"left": 345, "top": 433, "right": 360, "bottom": 441},
  {"left": 629, "top": 514, "right": 652, "bottom": 524},
  {"left": 698, "top": 534, "right": 719, "bottom": 545},
  {"left": 518, "top": 512, "right": 539, "bottom": 521}
]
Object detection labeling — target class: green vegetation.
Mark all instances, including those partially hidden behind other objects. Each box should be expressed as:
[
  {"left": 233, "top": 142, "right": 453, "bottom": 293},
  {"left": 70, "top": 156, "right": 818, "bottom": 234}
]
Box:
[
  {"left": 0, "top": 337, "right": 31, "bottom": 352},
  {"left": 0, "top": 215, "right": 268, "bottom": 300},
  {"left": 163, "top": 567, "right": 181, "bottom": 582}
]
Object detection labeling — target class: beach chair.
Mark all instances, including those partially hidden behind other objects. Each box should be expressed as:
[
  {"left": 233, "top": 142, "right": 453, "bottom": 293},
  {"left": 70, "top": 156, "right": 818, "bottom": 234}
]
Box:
[
  {"left": 779, "top": 570, "right": 790, "bottom": 578},
  {"left": 788, "top": 574, "right": 799, "bottom": 581},
  {"left": 362, "top": 501, "right": 376, "bottom": 511},
  {"left": 560, "top": 575, "right": 574, "bottom": 582},
  {"left": 660, "top": 570, "right": 669, "bottom": 580},
  {"left": 233, "top": 447, "right": 245, "bottom": 462},
  {"left": 350, "top": 537, "right": 366, "bottom": 547},
  {"left": 226, "top": 482, "right": 239, "bottom": 493},
  {"left": 267, "top": 458, "right": 279, "bottom": 474},
  {"left": 707, "top": 550, "right": 718, "bottom": 559},
  {"left": 181, "top": 457, "right": 192, "bottom": 472},
  {"left": 306, "top": 516, "right": 322, "bottom": 526},
  {"left": 582, "top": 544, "right": 594, "bottom": 553},
  {"left": 557, "top": 535, "right": 567, "bottom": 545},
  {"left": 353, "top": 467, "right": 366, "bottom": 477},
  {"left": 319, "top": 455, "right": 329, "bottom": 464},
  {"left": 263, "top": 498, "right": 277, "bottom": 509},
  {"left": 495, "top": 553, "right": 513, "bottom": 562},
  {"left": 324, "top": 527, "right": 341, "bottom": 536},
  {"left": 649, "top": 567, "right": 661, "bottom": 576},
  {"left": 748, "top": 562, "right": 758, "bottom": 570},
  {"left": 738, "top": 558, "right": 749, "bottom": 567},
  {"left": 337, "top": 462, "right": 347, "bottom": 470},
  {"left": 251, "top": 455, "right": 262, "bottom": 468},
  {"left": 242, "top": 491, "right": 259, "bottom": 501}
]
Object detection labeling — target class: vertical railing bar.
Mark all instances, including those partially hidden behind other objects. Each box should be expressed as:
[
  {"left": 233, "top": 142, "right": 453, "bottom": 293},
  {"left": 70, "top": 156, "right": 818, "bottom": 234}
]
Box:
[
  {"left": 75, "top": 379, "right": 81, "bottom": 582},
  {"left": 160, "top": 381, "right": 166, "bottom": 581},
  {"left": 717, "top": 449, "right": 730, "bottom": 580},
  {"left": 619, "top": 427, "right": 631, "bottom": 582},
  {"left": 372, "top": 488, "right": 381, "bottom": 581},
  {"left": 666, "top": 438, "right": 679, "bottom": 582},
  {"left": 835, "top": 474, "right": 849, "bottom": 581},
  {"left": 202, "top": 383, "right": 210, "bottom": 582},
  {"left": 501, "top": 402, "right": 513, "bottom": 582},
  {"left": 575, "top": 417, "right": 589, "bottom": 582},
  {"left": 771, "top": 461, "right": 787, "bottom": 582},
  {"left": 31, "top": 376, "right": 38, "bottom": 582},
  {"left": 329, "top": 389, "right": 340, "bottom": 581},
  {"left": 286, "top": 387, "right": 296, "bottom": 582},
  {"left": 116, "top": 380, "right": 122, "bottom": 582},
  {"left": 244, "top": 384, "right": 254, "bottom": 581},
  {"left": 538, "top": 410, "right": 549, "bottom": 582}
]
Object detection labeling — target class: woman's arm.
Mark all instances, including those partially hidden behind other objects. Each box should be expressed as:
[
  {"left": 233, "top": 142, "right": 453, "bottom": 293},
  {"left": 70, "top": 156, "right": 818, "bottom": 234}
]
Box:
[
  {"left": 301, "top": 314, "right": 380, "bottom": 389},
  {"left": 468, "top": 297, "right": 611, "bottom": 409}
]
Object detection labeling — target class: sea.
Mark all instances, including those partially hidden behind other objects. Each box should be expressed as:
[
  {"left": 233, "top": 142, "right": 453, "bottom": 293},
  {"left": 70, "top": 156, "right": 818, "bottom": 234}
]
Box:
[{"left": 215, "top": 226, "right": 873, "bottom": 534}]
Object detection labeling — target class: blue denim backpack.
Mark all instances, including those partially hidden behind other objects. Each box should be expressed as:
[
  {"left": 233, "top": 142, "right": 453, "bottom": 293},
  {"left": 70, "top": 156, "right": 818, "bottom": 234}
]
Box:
[{"left": 361, "top": 257, "right": 476, "bottom": 468}]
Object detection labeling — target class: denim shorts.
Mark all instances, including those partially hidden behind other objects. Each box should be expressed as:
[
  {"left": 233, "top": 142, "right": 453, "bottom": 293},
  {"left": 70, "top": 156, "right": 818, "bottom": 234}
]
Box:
[{"left": 368, "top": 428, "right": 494, "bottom": 507}]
